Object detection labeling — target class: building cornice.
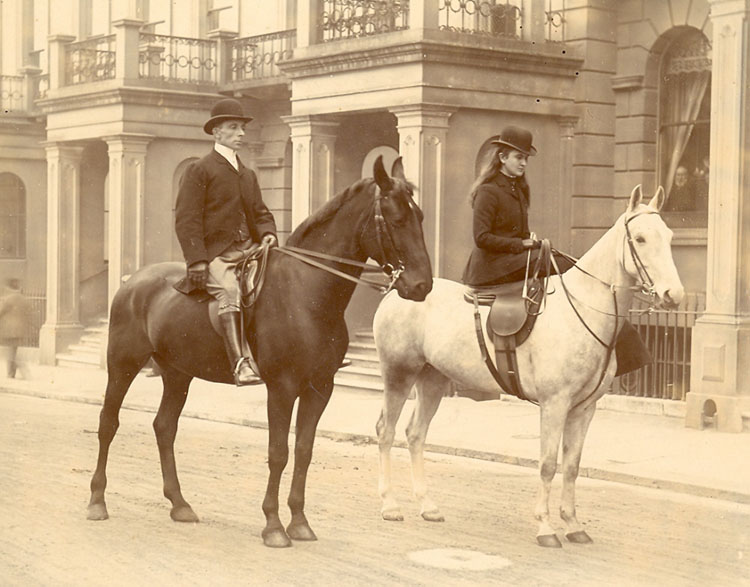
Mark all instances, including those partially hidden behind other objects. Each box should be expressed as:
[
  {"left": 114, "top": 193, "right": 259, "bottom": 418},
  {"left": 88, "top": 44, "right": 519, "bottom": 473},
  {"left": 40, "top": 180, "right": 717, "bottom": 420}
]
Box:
[
  {"left": 279, "top": 34, "right": 583, "bottom": 80},
  {"left": 36, "top": 83, "right": 223, "bottom": 115}
]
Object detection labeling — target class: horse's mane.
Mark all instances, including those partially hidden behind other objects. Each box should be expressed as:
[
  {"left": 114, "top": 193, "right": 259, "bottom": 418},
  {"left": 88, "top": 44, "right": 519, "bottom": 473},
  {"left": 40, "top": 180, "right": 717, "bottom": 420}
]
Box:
[{"left": 286, "top": 178, "right": 373, "bottom": 246}]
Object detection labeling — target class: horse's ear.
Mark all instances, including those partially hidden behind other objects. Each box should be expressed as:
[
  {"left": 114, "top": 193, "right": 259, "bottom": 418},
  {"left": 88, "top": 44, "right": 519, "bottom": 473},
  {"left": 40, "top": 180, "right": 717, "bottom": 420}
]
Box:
[
  {"left": 627, "top": 184, "right": 643, "bottom": 212},
  {"left": 373, "top": 155, "right": 393, "bottom": 193},
  {"left": 648, "top": 186, "right": 665, "bottom": 211},
  {"left": 391, "top": 156, "right": 406, "bottom": 181}
]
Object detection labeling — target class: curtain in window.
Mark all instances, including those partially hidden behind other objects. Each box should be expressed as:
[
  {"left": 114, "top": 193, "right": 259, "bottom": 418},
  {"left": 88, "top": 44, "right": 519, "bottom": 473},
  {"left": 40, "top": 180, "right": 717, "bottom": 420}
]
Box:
[{"left": 662, "top": 70, "right": 710, "bottom": 199}]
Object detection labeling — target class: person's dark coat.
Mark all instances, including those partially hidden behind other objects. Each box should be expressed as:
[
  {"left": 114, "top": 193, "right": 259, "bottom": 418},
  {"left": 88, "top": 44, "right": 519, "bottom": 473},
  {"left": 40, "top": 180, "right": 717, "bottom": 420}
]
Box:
[
  {"left": 462, "top": 173, "right": 533, "bottom": 286},
  {"left": 174, "top": 150, "right": 277, "bottom": 294}
]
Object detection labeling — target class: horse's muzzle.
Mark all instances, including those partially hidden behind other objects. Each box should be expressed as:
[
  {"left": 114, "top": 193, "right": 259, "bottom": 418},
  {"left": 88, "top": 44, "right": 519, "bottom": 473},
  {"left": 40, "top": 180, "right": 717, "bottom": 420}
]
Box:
[
  {"left": 659, "top": 288, "right": 683, "bottom": 310},
  {"left": 403, "top": 279, "right": 432, "bottom": 302}
]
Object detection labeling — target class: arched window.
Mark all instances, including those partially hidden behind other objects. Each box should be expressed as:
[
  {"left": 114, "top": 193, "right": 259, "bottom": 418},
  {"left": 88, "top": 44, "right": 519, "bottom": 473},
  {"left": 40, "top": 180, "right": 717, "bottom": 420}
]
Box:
[
  {"left": 0, "top": 173, "right": 26, "bottom": 258},
  {"left": 659, "top": 30, "right": 711, "bottom": 224}
]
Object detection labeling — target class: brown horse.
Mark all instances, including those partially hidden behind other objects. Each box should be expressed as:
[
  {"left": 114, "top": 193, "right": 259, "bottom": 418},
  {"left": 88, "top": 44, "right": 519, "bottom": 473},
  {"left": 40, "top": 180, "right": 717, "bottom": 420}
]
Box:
[{"left": 86, "top": 156, "right": 432, "bottom": 548}]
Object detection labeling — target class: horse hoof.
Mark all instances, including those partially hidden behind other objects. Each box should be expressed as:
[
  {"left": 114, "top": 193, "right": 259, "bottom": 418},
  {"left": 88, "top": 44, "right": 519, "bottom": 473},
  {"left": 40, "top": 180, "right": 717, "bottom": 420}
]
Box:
[
  {"left": 287, "top": 522, "right": 317, "bottom": 542},
  {"left": 566, "top": 530, "right": 593, "bottom": 544},
  {"left": 87, "top": 503, "right": 109, "bottom": 521},
  {"left": 170, "top": 505, "right": 199, "bottom": 523},
  {"left": 263, "top": 528, "right": 292, "bottom": 548},
  {"left": 382, "top": 509, "right": 404, "bottom": 522},
  {"left": 421, "top": 510, "right": 445, "bottom": 523},
  {"left": 537, "top": 534, "right": 563, "bottom": 548}
]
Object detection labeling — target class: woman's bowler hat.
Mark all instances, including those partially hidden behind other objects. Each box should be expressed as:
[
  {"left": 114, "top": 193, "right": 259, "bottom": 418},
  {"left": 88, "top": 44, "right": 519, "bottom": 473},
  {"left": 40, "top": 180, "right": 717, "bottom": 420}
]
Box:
[
  {"left": 491, "top": 126, "right": 537, "bottom": 156},
  {"left": 203, "top": 98, "right": 253, "bottom": 134}
]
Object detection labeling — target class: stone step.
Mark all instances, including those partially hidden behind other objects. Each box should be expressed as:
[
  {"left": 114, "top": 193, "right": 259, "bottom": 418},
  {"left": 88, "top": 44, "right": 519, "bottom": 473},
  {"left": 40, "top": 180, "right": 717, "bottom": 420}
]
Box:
[
  {"left": 353, "top": 329, "right": 375, "bottom": 342},
  {"left": 67, "top": 343, "right": 100, "bottom": 356},
  {"left": 56, "top": 353, "right": 101, "bottom": 369},
  {"left": 335, "top": 365, "right": 382, "bottom": 384},
  {"left": 347, "top": 340, "right": 377, "bottom": 354},
  {"left": 344, "top": 351, "right": 381, "bottom": 369},
  {"left": 333, "top": 373, "right": 384, "bottom": 394}
]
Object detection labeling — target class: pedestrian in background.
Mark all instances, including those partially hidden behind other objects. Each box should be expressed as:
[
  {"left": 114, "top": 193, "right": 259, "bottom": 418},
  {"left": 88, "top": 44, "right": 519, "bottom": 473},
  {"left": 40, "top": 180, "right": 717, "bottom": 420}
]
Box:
[{"left": 0, "top": 277, "right": 32, "bottom": 379}]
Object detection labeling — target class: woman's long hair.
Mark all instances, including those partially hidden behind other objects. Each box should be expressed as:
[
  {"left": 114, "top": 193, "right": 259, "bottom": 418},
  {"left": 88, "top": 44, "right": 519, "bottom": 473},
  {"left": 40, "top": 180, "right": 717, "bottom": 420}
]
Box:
[{"left": 469, "top": 145, "right": 529, "bottom": 207}]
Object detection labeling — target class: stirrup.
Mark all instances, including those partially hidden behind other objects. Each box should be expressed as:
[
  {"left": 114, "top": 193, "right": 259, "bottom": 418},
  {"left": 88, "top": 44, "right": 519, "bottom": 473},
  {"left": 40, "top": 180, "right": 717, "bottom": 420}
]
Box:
[{"left": 233, "top": 357, "right": 263, "bottom": 386}]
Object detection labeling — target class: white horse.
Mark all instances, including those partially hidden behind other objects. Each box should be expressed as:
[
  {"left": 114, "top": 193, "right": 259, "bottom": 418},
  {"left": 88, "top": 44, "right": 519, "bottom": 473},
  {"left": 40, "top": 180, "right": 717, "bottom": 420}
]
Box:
[{"left": 373, "top": 185, "right": 684, "bottom": 547}]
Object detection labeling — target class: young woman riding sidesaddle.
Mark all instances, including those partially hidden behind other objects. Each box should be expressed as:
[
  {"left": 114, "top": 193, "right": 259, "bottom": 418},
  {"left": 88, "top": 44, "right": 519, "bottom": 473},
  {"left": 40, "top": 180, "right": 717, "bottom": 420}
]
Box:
[{"left": 463, "top": 125, "right": 650, "bottom": 377}]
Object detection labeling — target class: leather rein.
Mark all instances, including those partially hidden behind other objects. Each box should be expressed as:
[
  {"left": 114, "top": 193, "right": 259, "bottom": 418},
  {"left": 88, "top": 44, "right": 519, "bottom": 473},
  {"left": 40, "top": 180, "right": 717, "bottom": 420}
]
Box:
[
  {"left": 549, "top": 210, "right": 661, "bottom": 407},
  {"left": 275, "top": 185, "right": 410, "bottom": 295}
]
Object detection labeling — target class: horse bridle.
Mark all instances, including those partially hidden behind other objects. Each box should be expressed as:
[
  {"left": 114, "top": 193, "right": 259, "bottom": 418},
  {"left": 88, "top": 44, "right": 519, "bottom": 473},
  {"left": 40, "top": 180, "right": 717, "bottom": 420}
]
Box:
[
  {"left": 623, "top": 210, "right": 659, "bottom": 298},
  {"left": 276, "top": 182, "right": 416, "bottom": 294}
]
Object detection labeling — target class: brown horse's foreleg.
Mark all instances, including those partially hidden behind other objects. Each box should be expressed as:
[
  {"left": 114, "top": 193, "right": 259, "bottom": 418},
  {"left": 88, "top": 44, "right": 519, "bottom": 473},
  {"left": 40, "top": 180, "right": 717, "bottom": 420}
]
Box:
[
  {"left": 286, "top": 381, "right": 332, "bottom": 542},
  {"left": 407, "top": 365, "right": 448, "bottom": 522},
  {"left": 559, "top": 400, "right": 597, "bottom": 544},
  {"left": 262, "top": 388, "right": 295, "bottom": 548},
  {"left": 88, "top": 355, "right": 148, "bottom": 521},
  {"left": 376, "top": 363, "right": 418, "bottom": 522},
  {"left": 535, "top": 399, "right": 568, "bottom": 547},
  {"left": 153, "top": 366, "right": 197, "bottom": 523}
]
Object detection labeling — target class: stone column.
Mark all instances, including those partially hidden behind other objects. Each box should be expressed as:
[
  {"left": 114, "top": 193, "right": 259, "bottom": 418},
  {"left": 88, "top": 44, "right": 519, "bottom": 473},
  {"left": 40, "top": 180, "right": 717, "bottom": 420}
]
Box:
[
  {"left": 390, "top": 105, "right": 455, "bottom": 277},
  {"left": 686, "top": 0, "right": 750, "bottom": 432},
  {"left": 39, "top": 143, "right": 85, "bottom": 365},
  {"left": 104, "top": 134, "right": 153, "bottom": 310},
  {"left": 296, "top": 0, "right": 322, "bottom": 47},
  {"left": 282, "top": 115, "right": 338, "bottom": 231},
  {"left": 556, "top": 116, "right": 578, "bottom": 252}
]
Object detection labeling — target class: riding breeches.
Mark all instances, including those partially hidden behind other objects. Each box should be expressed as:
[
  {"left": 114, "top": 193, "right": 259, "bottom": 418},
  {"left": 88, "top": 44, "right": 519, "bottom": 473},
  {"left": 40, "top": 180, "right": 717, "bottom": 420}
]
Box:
[{"left": 206, "top": 239, "right": 256, "bottom": 314}]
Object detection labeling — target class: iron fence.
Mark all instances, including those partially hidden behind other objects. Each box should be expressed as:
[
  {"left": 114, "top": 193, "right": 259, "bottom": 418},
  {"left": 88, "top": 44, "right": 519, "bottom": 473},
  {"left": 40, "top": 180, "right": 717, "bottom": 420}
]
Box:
[
  {"left": 230, "top": 29, "right": 296, "bottom": 82},
  {"left": 438, "top": 0, "right": 523, "bottom": 39},
  {"left": 611, "top": 292, "right": 705, "bottom": 401},
  {"left": 65, "top": 35, "right": 116, "bottom": 85},
  {"left": 321, "top": 0, "right": 410, "bottom": 42},
  {"left": 139, "top": 33, "right": 217, "bottom": 84},
  {"left": 17, "top": 288, "right": 45, "bottom": 348}
]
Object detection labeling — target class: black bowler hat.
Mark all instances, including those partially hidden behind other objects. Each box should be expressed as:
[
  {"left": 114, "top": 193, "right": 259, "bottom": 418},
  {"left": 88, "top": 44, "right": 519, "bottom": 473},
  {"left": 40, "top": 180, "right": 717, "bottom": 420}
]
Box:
[
  {"left": 491, "top": 126, "right": 537, "bottom": 156},
  {"left": 203, "top": 98, "right": 253, "bottom": 134}
]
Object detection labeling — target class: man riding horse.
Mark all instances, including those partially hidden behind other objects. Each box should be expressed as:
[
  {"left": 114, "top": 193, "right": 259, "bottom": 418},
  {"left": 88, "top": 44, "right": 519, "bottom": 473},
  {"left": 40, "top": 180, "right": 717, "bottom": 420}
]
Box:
[{"left": 175, "top": 98, "right": 277, "bottom": 386}]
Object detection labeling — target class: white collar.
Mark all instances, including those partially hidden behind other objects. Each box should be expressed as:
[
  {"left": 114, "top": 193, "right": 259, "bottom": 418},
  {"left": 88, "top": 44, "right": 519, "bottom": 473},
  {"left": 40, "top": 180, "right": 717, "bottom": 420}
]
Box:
[{"left": 214, "top": 143, "right": 238, "bottom": 169}]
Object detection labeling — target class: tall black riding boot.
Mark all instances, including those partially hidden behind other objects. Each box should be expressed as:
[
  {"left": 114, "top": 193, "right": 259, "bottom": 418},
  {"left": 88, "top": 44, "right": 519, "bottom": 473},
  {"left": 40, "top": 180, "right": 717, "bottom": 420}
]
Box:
[{"left": 218, "top": 312, "right": 263, "bottom": 386}]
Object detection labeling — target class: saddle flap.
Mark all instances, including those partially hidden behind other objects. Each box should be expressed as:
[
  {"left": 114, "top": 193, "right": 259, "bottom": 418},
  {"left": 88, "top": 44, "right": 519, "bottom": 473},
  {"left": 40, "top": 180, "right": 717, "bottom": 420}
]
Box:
[{"left": 487, "top": 296, "right": 528, "bottom": 336}]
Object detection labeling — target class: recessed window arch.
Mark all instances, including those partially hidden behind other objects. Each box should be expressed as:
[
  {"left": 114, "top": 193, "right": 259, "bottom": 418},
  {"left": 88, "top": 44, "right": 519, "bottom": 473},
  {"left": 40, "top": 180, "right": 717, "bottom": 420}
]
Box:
[
  {"left": 659, "top": 29, "right": 711, "bottom": 224},
  {"left": 0, "top": 172, "right": 26, "bottom": 258}
]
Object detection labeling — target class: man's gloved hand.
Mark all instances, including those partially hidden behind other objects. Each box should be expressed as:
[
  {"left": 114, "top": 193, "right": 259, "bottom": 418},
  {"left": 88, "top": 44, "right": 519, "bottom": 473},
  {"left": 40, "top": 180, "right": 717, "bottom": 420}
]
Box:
[
  {"left": 187, "top": 261, "right": 208, "bottom": 290},
  {"left": 261, "top": 234, "right": 278, "bottom": 248},
  {"left": 522, "top": 238, "right": 542, "bottom": 250}
]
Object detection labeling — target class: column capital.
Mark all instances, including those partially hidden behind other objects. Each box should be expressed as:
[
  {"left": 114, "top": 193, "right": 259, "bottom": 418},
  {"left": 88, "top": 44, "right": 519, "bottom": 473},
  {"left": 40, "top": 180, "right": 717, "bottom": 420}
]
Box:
[
  {"left": 389, "top": 104, "right": 457, "bottom": 127},
  {"left": 102, "top": 133, "right": 155, "bottom": 150},
  {"left": 282, "top": 114, "right": 340, "bottom": 133},
  {"left": 42, "top": 141, "right": 85, "bottom": 158}
]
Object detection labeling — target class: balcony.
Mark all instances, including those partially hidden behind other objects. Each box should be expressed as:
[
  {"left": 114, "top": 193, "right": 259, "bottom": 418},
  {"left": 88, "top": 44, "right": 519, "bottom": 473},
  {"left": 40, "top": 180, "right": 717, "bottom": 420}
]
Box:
[{"left": 31, "top": 0, "right": 569, "bottom": 109}]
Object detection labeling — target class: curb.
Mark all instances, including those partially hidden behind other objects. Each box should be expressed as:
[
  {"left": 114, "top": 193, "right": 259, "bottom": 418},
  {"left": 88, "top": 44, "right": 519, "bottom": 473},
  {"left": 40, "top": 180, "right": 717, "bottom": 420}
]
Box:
[{"left": 3, "top": 386, "right": 748, "bottom": 506}]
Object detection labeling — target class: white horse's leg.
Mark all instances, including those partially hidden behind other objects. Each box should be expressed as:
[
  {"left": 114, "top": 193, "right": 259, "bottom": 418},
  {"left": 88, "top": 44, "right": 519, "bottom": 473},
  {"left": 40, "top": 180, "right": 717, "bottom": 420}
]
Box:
[
  {"left": 559, "top": 400, "right": 597, "bottom": 544},
  {"left": 376, "top": 364, "right": 418, "bottom": 522},
  {"left": 535, "top": 399, "right": 569, "bottom": 548},
  {"left": 406, "top": 365, "right": 449, "bottom": 522}
]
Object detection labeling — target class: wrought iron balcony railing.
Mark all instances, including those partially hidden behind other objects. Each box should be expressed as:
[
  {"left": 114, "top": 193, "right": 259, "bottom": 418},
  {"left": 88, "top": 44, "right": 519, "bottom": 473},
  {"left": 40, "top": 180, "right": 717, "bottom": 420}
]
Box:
[
  {"left": 320, "top": 0, "right": 410, "bottom": 42},
  {"left": 0, "top": 75, "right": 25, "bottom": 112},
  {"left": 139, "top": 33, "right": 217, "bottom": 85},
  {"left": 229, "top": 29, "right": 296, "bottom": 82},
  {"left": 65, "top": 35, "right": 116, "bottom": 85}
]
